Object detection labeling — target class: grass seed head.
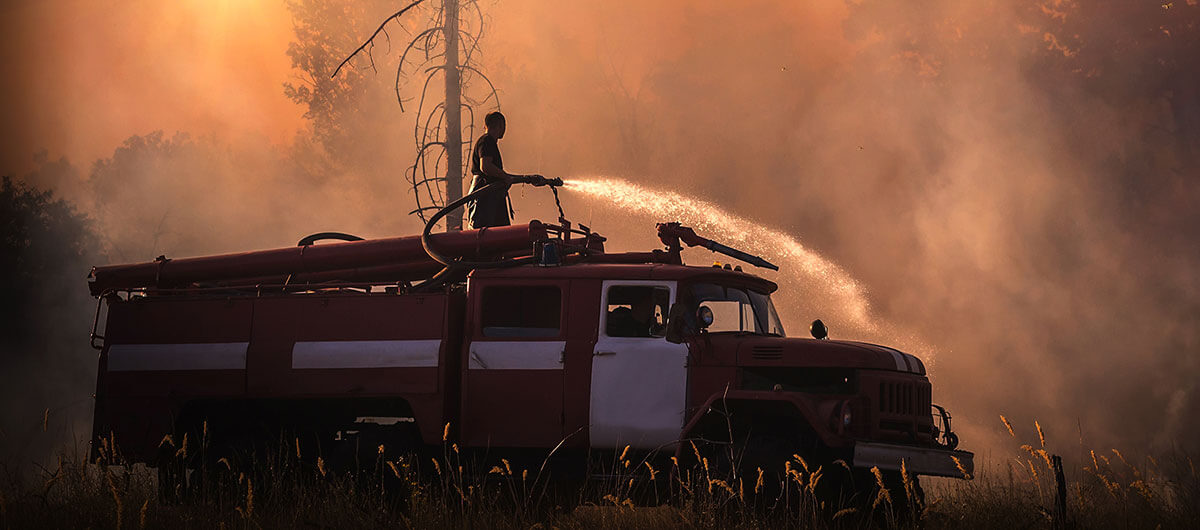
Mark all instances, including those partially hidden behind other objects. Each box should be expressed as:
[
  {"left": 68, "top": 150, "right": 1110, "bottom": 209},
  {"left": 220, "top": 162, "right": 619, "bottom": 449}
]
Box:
[
  {"left": 1000, "top": 414, "right": 1015, "bottom": 437},
  {"left": 244, "top": 478, "right": 254, "bottom": 518},
  {"left": 793, "top": 453, "right": 809, "bottom": 472},
  {"left": 1036, "top": 449, "right": 1053, "bottom": 470},
  {"left": 871, "top": 466, "right": 886, "bottom": 489},
  {"left": 1130, "top": 479, "right": 1154, "bottom": 501},
  {"left": 952, "top": 456, "right": 972, "bottom": 479},
  {"left": 709, "top": 478, "right": 736, "bottom": 497},
  {"left": 1112, "top": 449, "right": 1130, "bottom": 468},
  {"left": 1035, "top": 420, "right": 1046, "bottom": 447}
]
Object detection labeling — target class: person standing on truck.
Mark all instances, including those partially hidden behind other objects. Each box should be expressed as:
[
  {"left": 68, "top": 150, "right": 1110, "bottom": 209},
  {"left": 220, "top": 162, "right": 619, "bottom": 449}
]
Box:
[{"left": 467, "top": 111, "right": 547, "bottom": 229}]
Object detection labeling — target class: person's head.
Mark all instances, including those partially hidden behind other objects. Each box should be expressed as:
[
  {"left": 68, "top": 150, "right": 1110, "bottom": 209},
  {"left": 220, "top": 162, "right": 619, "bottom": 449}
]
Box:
[
  {"left": 630, "top": 292, "right": 656, "bottom": 324},
  {"left": 485, "top": 111, "right": 506, "bottom": 139}
]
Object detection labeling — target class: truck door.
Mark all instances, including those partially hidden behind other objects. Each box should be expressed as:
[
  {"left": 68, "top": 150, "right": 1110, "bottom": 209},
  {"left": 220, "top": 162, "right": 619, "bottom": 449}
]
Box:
[
  {"left": 461, "top": 280, "right": 567, "bottom": 447},
  {"left": 590, "top": 280, "right": 689, "bottom": 450}
]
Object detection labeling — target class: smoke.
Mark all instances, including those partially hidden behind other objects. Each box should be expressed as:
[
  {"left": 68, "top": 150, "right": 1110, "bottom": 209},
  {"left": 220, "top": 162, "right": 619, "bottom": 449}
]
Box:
[
  {"left": 492, "top": 0, "right": 1200, "bottom": 456},
  {"left": 1, "top": 0, "right": 1197, "bottom": 468}
]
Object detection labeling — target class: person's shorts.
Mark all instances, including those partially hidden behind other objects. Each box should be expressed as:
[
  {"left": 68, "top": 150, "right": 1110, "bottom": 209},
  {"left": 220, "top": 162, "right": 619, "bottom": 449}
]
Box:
[{"left": 467, "top": 177, "right": 511, "bottom": 228}]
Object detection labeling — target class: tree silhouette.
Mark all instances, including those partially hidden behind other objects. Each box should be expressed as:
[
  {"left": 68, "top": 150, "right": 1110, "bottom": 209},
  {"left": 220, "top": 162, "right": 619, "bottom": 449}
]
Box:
[
  {"left": 284, "top": 0, "right": 394, "bottom": 170},
  {"left": 334, "top": 0, "right": 500, "bottom": 231},
  {"left": 0, "top": 177, "right": 102, "bottom": 338},
  {"left": 0, "top": 176, "right": 105, "bottom": 467}
]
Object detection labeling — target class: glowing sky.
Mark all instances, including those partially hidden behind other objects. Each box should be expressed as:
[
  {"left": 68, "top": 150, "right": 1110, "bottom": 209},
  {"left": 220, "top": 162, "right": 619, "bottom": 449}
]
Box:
[{"left": 0, "top": 0, "right": 303, "bottom": 173}]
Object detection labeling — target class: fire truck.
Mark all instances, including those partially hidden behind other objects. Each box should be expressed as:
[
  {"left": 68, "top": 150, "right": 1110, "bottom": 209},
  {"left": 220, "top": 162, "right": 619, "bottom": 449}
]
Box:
[{"left": 87, "top": 180, "right": 972, "bottom": 501}]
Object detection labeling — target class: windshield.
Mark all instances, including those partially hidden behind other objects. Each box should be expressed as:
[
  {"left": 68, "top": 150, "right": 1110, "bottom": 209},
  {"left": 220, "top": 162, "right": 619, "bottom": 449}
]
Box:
[{"left": 691, "top": 283, "right": 786, "bottom": 336}]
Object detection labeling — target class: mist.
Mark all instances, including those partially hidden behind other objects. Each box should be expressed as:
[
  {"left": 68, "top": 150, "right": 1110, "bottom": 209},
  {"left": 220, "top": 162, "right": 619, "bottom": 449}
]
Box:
[{"left": 1, "top": 0, "right": 1197, "bottom": 469}]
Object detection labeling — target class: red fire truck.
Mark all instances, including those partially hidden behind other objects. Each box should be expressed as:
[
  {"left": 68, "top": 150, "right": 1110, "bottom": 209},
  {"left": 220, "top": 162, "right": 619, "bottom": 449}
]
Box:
[{"left": 87, "top": 182, "right": 972, "bottom": 501}]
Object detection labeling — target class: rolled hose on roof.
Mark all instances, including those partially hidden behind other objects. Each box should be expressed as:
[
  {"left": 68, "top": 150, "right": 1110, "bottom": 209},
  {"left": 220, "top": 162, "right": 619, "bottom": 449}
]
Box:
[
  {"left": 412, "top": 181, "right": 544, "bottom": 291},
  {"left": 86, "top": 200, "right": 547, "bottom": 295}
]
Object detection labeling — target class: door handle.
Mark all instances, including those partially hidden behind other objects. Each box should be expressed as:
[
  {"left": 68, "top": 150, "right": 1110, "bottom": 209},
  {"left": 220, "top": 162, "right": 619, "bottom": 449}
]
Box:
[{"left": 593, "top": 351, "right": 617, "bottom": 356}]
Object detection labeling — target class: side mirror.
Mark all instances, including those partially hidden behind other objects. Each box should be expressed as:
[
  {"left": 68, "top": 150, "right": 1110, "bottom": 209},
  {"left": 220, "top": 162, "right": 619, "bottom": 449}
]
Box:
[
  {"left": 810, "top": 319, "right": 829, "bottom": 340},
  {"left": 665, "top": 302, "right": 697, "bottom": 344}
]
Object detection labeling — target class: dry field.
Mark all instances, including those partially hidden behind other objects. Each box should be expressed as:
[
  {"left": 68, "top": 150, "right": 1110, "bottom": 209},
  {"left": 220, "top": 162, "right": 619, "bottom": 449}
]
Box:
[{"left": 2, "top": 418, "right": 1196, "bottom": 529}]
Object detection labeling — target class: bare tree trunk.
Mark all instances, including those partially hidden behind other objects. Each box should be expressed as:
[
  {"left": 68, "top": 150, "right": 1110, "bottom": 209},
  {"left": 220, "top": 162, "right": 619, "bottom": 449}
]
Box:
[{"left": 443, "top": 0, "right": 463, "bottom": 231}]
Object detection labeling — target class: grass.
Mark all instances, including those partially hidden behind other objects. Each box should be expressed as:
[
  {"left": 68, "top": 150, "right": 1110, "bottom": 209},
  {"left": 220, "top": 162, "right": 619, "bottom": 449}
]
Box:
[{"left": 1, "top": 418, "right": 1197, "bottom": 529}]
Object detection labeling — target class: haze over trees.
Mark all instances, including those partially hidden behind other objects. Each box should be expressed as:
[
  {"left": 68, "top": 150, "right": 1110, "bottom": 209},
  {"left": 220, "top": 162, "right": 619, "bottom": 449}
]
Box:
[{"left": 0, "top": 176, "right": 104, "bottom": 468}]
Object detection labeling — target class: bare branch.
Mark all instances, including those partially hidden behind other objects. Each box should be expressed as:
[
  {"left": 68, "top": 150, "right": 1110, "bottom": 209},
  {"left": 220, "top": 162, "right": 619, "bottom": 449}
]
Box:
[
  {"left": 332, "top": 0, "right": 428, "bottom": 79},
  {"left": 417, "top": 102, "right": 447, "bottom": 147},
  {"left": 459, "top": 29, "right": 482, "bottom": 66},
  {"left": 407, "top": 206, "right": 443, "bottom": 215},
  {"left": 398, "top": 27, "right": 443, "bottom": 71},
  {"left": 460, "top": 64, "right": 500, "bottom": 106}
]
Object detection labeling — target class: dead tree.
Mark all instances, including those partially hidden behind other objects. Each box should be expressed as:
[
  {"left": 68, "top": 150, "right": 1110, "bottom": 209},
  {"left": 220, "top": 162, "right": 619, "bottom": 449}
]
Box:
[{"left": 333, "top": 0, "right": 500, "bottom": 231}]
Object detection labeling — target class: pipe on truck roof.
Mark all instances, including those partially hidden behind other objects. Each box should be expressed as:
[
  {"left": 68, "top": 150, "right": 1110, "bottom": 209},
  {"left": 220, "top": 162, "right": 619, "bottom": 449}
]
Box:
[{"left": 88, "top": 221, "right": 550, "bottom": 295}]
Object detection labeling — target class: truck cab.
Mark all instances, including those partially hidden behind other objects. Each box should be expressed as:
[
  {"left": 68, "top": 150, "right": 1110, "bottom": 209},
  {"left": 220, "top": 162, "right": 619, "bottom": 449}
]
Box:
[{"left": 456, "top": 262, "right": 969, "bottom": 480}]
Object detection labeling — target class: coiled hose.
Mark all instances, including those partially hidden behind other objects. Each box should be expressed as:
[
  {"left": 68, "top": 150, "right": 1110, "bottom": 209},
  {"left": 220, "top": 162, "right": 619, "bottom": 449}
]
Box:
[{"left": 414, "top": 179, "right": 559, "bottom": 291}]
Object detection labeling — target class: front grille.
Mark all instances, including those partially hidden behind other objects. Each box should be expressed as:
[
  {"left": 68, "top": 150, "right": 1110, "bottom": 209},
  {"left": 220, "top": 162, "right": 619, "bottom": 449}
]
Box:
[
  {"left": 878, "top": 381, "right": 930, "bottom": 415},
  {"left": 750, "top": 346, "right": 783, "bottom": 360}
]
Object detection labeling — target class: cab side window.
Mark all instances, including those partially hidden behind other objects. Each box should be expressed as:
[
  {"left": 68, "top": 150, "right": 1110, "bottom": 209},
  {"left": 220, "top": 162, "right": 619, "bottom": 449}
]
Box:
[
  {"left": 605, "top": 286, "right": 670, "bottom": 338},
  {"left": 481, "top": 285, "right": 561, "bottom": 337}
]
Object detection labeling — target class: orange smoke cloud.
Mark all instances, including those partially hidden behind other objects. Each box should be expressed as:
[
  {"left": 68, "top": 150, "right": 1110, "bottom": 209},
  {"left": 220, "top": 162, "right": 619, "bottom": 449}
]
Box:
[
  {"left": 2, "top": 0, "right": 1198, "bottom": 465},
  {"left": 0, "top": 0, "right": 302, "bottom": 173}
]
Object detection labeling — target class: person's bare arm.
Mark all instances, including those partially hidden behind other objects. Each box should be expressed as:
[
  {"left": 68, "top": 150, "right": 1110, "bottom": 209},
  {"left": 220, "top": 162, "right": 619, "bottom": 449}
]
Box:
[{"left": 481, "top": 156, "right": 541, "bottom": 185}]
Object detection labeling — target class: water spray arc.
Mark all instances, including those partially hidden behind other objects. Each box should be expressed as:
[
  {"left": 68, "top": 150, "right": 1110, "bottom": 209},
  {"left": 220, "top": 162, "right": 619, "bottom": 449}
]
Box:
[{"left": 560, "top": 177, "right": 930, "bottom": 357}]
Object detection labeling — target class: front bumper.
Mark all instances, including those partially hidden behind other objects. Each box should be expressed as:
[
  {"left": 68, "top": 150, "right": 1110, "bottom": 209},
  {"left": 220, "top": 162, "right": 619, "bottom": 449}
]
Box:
[{"left": 853, "top": 441, "right": 974, "bottom": 478}]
